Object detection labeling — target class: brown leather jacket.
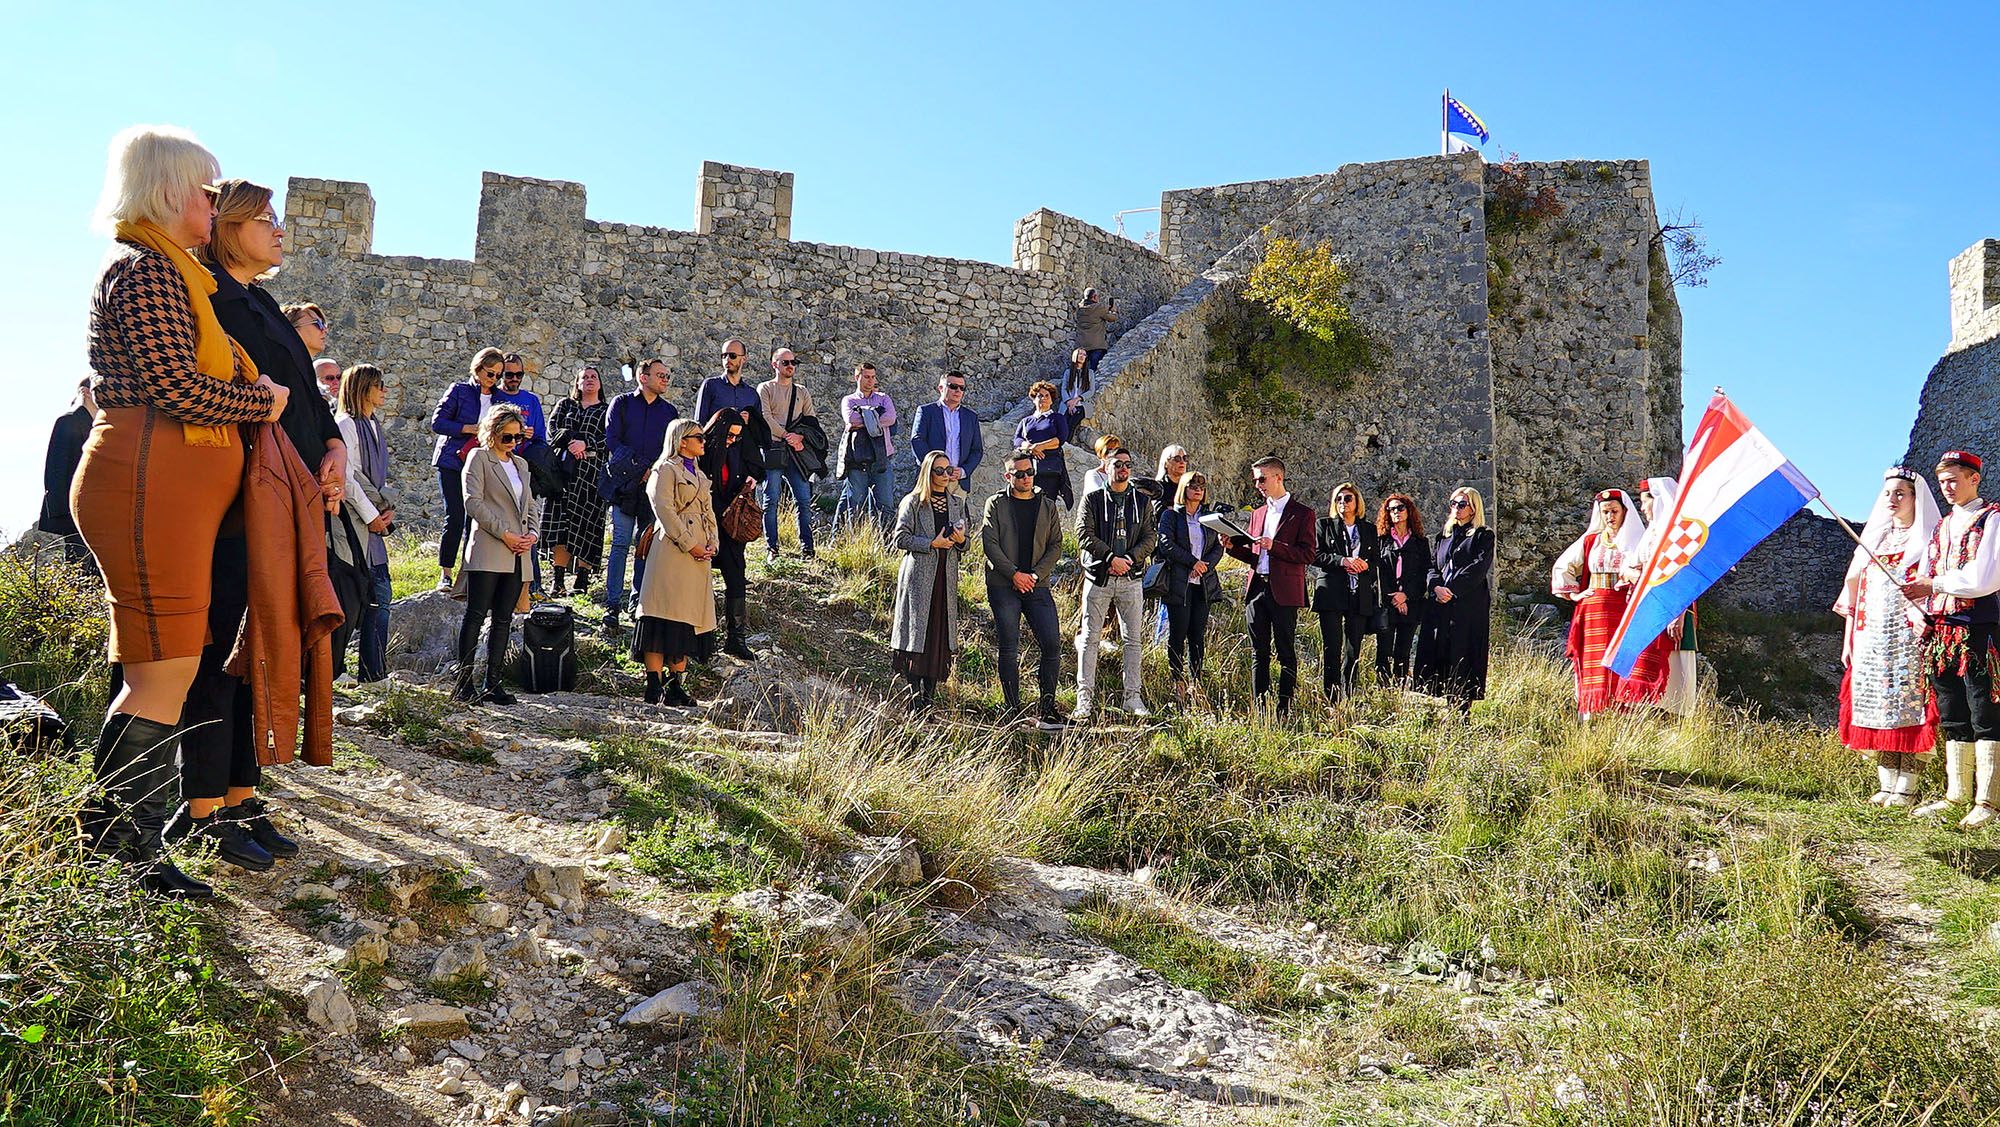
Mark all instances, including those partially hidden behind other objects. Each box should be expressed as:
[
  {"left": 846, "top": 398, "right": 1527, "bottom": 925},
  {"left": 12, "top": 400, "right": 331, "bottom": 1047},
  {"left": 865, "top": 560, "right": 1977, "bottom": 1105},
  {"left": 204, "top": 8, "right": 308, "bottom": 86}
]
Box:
[{"left": 225, "top": 421, "right": 342, "bottom": 767}]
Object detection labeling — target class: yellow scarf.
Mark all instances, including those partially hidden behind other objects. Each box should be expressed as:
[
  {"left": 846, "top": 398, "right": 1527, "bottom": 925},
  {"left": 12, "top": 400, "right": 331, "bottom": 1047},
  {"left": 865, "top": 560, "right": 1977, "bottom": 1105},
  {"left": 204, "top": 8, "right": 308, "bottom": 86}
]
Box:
[{"left": 113, "top": 218, "right": 260, "bottom": 448}]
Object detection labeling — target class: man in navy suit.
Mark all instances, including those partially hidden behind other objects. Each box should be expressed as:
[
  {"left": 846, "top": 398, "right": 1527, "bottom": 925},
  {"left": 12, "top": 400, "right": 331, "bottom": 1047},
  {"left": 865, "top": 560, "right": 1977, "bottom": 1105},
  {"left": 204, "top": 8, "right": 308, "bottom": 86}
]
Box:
[
  {"left": 1224, "top": 456, "right": 1317, "bottom": 716},
  {"left": 911, "top": 371, "right": 982, "bottom": 490}
]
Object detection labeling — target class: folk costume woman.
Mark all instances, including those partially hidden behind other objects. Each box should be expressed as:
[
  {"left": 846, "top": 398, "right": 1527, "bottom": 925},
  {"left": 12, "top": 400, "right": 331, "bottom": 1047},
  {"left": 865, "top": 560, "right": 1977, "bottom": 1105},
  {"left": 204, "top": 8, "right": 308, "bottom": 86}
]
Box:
[
  {"left": 1551, "top": 489, "right": 1666, "bottom": 717},
  {"left": 1832, "top": 467, "right": 1939, "bottom": 807},
  {"left": 1622, "top": 477, "right": 1700, "bottom": 714}
]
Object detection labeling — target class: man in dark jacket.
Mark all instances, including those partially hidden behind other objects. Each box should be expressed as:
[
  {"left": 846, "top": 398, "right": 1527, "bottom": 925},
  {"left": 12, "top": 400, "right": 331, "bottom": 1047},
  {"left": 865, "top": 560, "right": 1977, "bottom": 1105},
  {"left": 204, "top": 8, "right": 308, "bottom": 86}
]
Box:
[
  {"left": 1074, "top": 288, "right": 1117, "bottom": 375},
  {"left": 39, "top": 379, "right": 95, "bottom": 562},
  {"left": 911, "top": 371, "right": 983, "bottom": 486},
  {"left": 982, "top": 450, "right": 1068, "bottom": 731},
  {"left": 600, "top": 359, "right": 678, "bottom": 633},
  {"left": 1073, "top": 448, "right": 1155, "bottom": 719},
  {"left": 1225, "top": 456, "right": 1316, "bottom": 716}
]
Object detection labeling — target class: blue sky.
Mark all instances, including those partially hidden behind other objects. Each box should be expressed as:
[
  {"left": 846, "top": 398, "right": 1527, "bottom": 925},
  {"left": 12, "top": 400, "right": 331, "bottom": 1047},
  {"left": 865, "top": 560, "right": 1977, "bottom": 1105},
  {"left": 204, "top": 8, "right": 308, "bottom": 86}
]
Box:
[{"left": 3, "top": 0, "right": 1996, "bottom": 537}]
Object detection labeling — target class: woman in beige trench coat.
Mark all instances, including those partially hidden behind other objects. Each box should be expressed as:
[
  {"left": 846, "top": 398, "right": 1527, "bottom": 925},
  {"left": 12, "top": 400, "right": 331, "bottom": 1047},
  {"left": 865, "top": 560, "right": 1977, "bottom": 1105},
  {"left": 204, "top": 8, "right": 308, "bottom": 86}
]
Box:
[{"left": 634, "top": 418, "right": 718, "bottom": 706}]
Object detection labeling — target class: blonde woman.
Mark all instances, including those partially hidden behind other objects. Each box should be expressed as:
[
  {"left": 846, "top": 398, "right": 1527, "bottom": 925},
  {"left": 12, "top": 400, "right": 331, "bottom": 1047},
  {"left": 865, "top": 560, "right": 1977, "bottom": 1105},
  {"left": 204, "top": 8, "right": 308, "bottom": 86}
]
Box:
[
  {"left": 891, "top": 450, "right": 970, "bottom": 706},
  {"left": 1416, "top": 486, "right": 1495, "bottom": 710},
  {"left": 454, "top": 404, "right": 542, "bottom": 703},
  {"left": 73, "top": 126, "right": 283, "bottom": 899},
  {"left": 635, "top": 418, "right": 719, "bottom": 707}
]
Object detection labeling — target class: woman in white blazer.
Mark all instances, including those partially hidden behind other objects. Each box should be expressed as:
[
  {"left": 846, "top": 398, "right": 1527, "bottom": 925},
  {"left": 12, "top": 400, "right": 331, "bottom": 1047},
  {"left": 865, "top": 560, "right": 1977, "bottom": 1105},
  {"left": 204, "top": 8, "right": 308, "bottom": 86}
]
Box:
[{"left": 454, "top": 403, "right": 542, "bottom": 703}]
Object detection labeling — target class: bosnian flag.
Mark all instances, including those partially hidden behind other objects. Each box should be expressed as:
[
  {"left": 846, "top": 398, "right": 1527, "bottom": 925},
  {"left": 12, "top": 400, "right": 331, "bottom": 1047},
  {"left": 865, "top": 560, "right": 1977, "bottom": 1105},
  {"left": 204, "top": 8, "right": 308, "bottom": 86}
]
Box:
[{"left": 1603, "top": 393, "right": 1818, "bottom": 676}]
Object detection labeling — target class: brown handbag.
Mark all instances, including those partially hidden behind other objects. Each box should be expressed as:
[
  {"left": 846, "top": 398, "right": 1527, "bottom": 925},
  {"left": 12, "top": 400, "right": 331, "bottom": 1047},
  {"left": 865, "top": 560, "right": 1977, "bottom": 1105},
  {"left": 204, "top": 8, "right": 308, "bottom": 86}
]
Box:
[{"left": 721, "top": 486, "right": 763, "bottom": 544}]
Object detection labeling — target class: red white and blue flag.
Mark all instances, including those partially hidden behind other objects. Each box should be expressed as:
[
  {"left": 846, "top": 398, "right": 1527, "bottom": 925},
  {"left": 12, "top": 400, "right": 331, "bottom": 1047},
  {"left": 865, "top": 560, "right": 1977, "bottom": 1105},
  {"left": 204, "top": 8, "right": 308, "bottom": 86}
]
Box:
[{"left": 1603, "top": 393, "right": 1819, "bottom": 677}]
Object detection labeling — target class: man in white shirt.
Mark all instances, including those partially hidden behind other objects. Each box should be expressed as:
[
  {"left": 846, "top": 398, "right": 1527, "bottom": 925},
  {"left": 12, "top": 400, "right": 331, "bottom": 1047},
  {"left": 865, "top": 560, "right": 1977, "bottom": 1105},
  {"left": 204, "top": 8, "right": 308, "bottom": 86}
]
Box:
[{"left": 1903, "top": 449, "right": 2000, "bottom": 827}]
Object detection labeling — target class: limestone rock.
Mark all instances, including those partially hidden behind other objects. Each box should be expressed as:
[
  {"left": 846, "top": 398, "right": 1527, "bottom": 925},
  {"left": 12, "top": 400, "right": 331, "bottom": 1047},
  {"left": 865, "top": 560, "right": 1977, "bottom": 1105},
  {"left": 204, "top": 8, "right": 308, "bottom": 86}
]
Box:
[
  {"left": 725, "top": 888, "right": 860, "bottom": 937},
  {"left": 302, "top": 977, "right": 357, "bottom": 1036},
  {"left": 431, "top": 942, "right": 490, "bottom": 985},
  {"left": 386, "top": 591, "right": 475, "bottom": 673},
  {"left": 471, "top": 902, "right": 511, "bottom": 929},
  {"left": 501, "top": 931, "right": 547, "bottom": 966},
  {"left": 386, "top": 1003, "right": 471, "bottom": 1038},
  {"left": 841, "top": 836, "right": 924, "bottom": 893},
  {"left": 524, "top": 864, "right": 588, "bottom": 910},
  {"left": 383, "top": 863, "right": 438, "bottom": 911},
  {"left": 618, "top": 981, "right": 719, "bottom": 1030},
  {"left": 325, "top": 921, "right": 389, "bottom": 970},
  {"left": 591, "top": 825, "right": 628, "bottom": 854}
]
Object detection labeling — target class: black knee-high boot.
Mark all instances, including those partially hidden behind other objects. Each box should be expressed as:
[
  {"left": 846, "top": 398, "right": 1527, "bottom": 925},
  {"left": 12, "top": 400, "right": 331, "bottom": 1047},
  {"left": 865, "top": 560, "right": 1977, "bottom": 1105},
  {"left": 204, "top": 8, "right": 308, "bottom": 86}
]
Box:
[
  {"left": 724, "top": 597, "right": 757, "bottom": 660},
  {"left": 82, "top": 713, "right": 210, "bottom": 899},
  {"left": 662, "top": 668, "right": 694, "bottom": 707}
]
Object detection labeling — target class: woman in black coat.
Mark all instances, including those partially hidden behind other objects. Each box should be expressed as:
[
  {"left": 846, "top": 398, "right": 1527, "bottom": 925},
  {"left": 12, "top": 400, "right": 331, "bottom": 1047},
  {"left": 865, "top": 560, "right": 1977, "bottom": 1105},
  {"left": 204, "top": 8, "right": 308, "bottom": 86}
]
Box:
[
  {"left": 39, "top": 378, "right": 96, "bottom": 563},
  {"left": 700, "top": 409, "right": 762, "bottom": 661},
  {"left": 170, "top": 178, "right": 344, "bottom": 871},
  {"left": 1373, "top": 493, "right": 1431, "bottom": 687},
  {"left": 1314, "top": 482, "right": 1379, "bottom": 702},
  {"left": 1154, "top": 471, "right": 1224, "bottom": 705},
  {"left": 1416, "top": 485, "right": 1495, "bottom": 710}
]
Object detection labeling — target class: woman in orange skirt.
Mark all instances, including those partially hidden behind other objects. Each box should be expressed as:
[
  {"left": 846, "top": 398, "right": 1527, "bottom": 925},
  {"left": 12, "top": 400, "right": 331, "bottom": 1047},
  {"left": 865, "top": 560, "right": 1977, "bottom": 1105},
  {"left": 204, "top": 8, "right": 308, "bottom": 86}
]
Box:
[{"left": 71, "top": 125, "right": 281, "bottom": 899}]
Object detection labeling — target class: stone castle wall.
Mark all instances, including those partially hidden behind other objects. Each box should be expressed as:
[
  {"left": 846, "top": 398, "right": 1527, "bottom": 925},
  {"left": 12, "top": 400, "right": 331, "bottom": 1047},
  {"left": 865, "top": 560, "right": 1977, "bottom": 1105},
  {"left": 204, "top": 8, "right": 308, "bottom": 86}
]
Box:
[
  {"left": 1708, "top": 511, "right": 1853, "bottom": 615},
  {"left": 1486, "top": 160, "right": 1683, "bottom": 587},
  {"left": 273, "top": 164, "right": 1180, "bottom": 526},
  {"left": 1904, "top": 241, "right": 2000, "bottom": 475},
  {"left": 1012, "top": 209, "right": 1193, "bottom": 354},
  {"left": 1158, "top": 173, "right": 1329, "bottom": 270}
]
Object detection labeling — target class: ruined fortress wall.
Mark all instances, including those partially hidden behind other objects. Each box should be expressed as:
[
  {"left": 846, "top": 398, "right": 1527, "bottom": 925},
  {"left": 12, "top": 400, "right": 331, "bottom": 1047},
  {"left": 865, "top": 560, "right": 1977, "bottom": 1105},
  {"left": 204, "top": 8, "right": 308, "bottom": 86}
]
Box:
[
  {"left": 1090, "top": 154, "right": 1496, "bottom": 524},
  {"left": 273, "top": 164, "right": 1180, "bottom": 526},
  {"left": 1158, "top": 173, "right": 1329, "bottom": 270},
  {"left": 1486, "top": 159, "right": 1682, "bottom": 588},
  {"left": 1012, "top": 208, "right": 1194, "bottom": 355},
  {"left": 1903, "top": 242, "right": 2000, "bottom": 474}
]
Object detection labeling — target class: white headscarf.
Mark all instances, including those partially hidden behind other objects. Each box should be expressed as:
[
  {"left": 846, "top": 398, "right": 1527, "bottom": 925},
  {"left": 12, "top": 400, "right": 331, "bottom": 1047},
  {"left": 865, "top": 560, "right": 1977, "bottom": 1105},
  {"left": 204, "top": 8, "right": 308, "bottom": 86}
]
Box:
[
  {"left": 1849, "top": 467, "right": 1940, "bottom": 578},
  {"left": 1584, "top": 488, "right": 1645, "bottom": 559}
]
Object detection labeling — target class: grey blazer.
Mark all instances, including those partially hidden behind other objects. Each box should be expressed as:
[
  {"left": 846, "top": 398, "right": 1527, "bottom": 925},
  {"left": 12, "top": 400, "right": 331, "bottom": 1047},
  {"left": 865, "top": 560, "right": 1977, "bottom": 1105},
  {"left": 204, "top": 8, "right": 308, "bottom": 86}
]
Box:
[{"left": 462, "top": 446, "right": 543, "bottom": 575}]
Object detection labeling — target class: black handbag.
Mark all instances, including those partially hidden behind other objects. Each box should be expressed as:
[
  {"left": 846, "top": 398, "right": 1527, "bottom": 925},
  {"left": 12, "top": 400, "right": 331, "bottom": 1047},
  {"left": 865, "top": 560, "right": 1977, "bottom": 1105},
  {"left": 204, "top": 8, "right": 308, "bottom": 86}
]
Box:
[
  {"left": 766, "top": 384, "right": 801, "bottom": 470},
  {"left": 1141, "top": 560, "right": 1168, "bottom": 597}
]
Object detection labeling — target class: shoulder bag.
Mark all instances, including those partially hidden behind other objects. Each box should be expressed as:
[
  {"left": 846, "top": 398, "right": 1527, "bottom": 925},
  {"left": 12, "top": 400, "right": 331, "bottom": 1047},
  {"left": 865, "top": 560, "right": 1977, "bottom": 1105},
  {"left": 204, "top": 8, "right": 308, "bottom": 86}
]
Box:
[{"left": 721, "top": 483, "right": 763, "bottom": 543}]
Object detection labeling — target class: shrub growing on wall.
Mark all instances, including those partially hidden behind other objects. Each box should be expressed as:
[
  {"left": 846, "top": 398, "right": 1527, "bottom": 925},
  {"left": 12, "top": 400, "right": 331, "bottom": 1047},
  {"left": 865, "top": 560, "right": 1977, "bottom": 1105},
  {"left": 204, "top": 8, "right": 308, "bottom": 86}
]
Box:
[{"left": 1203, "top": 235, "right": 1374, "bottom": 417}]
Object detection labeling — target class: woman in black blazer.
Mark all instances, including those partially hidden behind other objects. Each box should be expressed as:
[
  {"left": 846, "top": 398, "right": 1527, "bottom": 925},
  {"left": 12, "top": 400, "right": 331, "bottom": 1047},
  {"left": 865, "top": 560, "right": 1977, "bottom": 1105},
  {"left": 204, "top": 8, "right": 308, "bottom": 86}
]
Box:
[
  {"left": 1416, "top": 485, "right": 1495, "bottom": 710},
  {"left": 1314, "top": 482, "right": 1380, "bottom": 702},
  {"left": 1373, "top": 493, "right": 1430, "bottom": 687},
  {"left": 1154, "top": 471, "right": 1225, "bottom": 705}
]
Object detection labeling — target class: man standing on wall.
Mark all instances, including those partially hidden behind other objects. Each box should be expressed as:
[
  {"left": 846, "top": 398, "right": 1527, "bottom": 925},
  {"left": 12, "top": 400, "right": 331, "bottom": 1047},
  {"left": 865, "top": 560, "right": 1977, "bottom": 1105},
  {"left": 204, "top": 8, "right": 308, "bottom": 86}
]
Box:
[
  {"left": 1073, "top": 448, "right": 1155, "bottom": 720},
  {"left": 1903, "top": 450, "right": 2000, "bottom": 827},
  {"left": 834, "top": 362, "right": 897, "bottom": 530},
  {"left": 1226, "top": 456, "right": 1316, "bottom": 717},
  {"left": 599, "top": 359, "right": 678, "bottom": 635},
  {"left": 758, "top": 348, "right": 818, "bottom": 558},
  {"left": 1075, "top": 288, "right": 1117, "bottom": 377},
  {"left": 696, "top": 338, "right": 764, "bottom": 444},
  {"left": 912, "top": 371, "right": 982, "bottom": 489}
]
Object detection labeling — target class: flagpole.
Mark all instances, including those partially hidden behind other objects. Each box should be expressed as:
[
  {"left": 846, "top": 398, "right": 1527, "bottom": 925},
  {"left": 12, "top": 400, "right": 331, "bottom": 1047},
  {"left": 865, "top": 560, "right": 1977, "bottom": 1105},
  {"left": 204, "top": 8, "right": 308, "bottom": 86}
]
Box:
[
  {"left": 1442, "top": 89, "right": 1449, "bottom": 156},
  {"left": 1813, "top": 495, "right": 1924, "bottom": 610}
]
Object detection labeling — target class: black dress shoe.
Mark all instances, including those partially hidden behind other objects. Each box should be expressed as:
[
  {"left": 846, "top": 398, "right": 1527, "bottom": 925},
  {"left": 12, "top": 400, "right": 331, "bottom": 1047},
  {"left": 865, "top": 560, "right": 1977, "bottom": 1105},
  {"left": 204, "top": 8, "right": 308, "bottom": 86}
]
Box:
[
  {"left": 225, "top": 797, "right": 299, "bottom": 860},
  {"left": 138, "top": 857, "right": 213, "bottom": 900},
  {"left": 483, "top": 681, "right": 517, "bottom": 706},
  {"left": 170, "top": 811, "right": 275, "bottom": 872}
]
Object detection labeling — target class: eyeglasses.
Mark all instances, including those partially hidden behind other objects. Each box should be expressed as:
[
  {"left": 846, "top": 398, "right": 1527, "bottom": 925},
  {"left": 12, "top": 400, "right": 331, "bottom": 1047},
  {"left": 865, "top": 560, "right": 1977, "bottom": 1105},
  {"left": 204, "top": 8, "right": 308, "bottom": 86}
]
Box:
[
  {"left": 1007, "top": 469, "right": 1035, "bottom": 479},
  {"left": 776, "top": 358, "right": 797, "bottom": 367},
  {"left": 498, "top": 432, "right": 525, "bottom": 445}
]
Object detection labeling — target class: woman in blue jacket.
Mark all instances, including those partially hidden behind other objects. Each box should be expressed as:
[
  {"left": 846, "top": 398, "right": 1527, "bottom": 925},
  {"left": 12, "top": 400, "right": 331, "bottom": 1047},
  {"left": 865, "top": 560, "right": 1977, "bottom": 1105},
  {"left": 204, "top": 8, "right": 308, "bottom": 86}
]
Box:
[
  {"left": 1154, "top": 471, "right": 1225, "bottom": 707},
  {"left": 430, "top": 347, "right": 505, "bottom": 589},
  {"left": 1012, "top": 379, "right": 1084, "bottom": 510}
]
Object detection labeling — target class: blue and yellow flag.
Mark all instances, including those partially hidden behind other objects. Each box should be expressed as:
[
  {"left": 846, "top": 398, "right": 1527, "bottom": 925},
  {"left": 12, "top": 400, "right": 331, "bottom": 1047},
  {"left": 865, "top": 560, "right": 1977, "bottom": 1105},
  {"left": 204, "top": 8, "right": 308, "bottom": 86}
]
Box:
[{"left": 1443, "top": 93, "right": 1489, "bottom": 144}]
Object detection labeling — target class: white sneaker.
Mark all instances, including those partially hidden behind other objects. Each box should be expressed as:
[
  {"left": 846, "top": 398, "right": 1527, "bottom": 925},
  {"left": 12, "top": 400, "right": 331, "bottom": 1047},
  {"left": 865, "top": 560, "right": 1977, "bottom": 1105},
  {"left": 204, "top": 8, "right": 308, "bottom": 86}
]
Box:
[
  {"left": 1126, "top": 698, "right": 1152, "bottom": 719},
  {"left": 1070, "top": 698, "right": 1094, "bottom": 722}
]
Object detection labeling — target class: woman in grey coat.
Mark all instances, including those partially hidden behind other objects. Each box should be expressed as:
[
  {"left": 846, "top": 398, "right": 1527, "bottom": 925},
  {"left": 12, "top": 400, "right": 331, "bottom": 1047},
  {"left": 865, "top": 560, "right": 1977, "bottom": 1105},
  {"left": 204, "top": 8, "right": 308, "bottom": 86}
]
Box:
[{"left": 891, "top": 450, "right": 970, "bottom": 707}]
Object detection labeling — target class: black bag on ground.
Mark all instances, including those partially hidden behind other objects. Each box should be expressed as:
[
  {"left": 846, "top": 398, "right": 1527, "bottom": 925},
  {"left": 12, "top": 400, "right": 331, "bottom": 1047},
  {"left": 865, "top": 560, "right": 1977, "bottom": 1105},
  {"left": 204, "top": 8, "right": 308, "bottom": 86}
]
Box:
[{"left": 515, "top": 603, "right": 578, "bottom": 693}]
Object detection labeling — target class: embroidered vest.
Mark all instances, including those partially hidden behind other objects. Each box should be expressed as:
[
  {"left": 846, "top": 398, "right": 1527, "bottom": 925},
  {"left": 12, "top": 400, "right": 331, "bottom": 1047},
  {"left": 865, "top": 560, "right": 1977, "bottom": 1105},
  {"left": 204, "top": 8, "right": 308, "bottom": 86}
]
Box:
[{"left": 1928, "top": 504, "right": 2000, "bottom": 625}]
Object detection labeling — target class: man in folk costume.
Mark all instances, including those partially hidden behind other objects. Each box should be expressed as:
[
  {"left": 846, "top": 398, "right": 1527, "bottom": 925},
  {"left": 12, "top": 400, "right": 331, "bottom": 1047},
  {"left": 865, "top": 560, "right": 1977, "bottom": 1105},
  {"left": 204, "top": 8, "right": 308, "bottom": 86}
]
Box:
[
  {"left": 1902, "top": 451, "right": 2000, "bottom": 827},
  {"left": 1623, "top": 478, "right": 1699, "bottom": 715},
  {"left": 1552, "top": 488, "right": 1667, "bottom": 717},
  {"left": 1836, "top": 467, "right": 1939, "bottom": 807}
]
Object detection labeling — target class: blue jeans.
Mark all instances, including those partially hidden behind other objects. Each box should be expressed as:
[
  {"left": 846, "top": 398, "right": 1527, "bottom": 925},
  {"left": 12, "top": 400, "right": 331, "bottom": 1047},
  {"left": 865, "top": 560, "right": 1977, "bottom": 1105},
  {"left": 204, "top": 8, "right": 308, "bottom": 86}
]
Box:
[
  {"left": 835, "top": 464, "right": 894, "bottom": 529},
  {"left": 358, "top": 562, "right": 393, "bottom": 681},
  {"left": 606, "top": 506, "right": 636, "bottom": 612},
  {"left": 763, "top": 465, "right": 815, "bottom": 553}
]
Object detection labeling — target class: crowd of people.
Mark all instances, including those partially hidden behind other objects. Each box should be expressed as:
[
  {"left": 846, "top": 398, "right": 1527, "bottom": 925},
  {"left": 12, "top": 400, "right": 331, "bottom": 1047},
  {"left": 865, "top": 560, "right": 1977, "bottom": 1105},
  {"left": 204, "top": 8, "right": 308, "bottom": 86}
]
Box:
[{"left": 54, "top": 125, "right": 1507, "bottom": 900}]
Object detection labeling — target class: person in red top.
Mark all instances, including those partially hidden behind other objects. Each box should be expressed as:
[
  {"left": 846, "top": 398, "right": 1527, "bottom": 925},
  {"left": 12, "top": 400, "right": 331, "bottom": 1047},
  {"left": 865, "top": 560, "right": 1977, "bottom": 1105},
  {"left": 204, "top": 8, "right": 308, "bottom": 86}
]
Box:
[{"left": 1225, "top": 456, "right": 1317, "bottom": 716}]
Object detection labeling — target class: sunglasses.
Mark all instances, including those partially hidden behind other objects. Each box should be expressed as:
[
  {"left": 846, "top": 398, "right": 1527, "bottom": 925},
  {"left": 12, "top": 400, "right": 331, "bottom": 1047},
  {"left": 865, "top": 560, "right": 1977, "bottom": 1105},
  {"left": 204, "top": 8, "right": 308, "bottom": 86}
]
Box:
[
  {"left": 776, "top": 358, "right": 798, "bottom": 367},
  {"left": 722, "top": 352, "right": 741, "bottom": 359},
  {"left": 1007, "top": 469, "right": 1035, "bottom": 479},
  {"left": 502, "top": 372, "right": 523, "bottom": 381},
  {"left": 1450, "top": 499, "right": 1471, "bottom": 508},
  {"left": 1111, "top": 459, "right": 1134, "bottom": 468},
  {"left": 252, "top": 212, "right": 283, "bottom": 228},
  {"left": 498, "top": 432, "right": 525, "bottom": 445},
  {"left": 945, "top": 383, "right": 966, "bottom": 391},
  {"left": 294, "top": 319, "right": 326, "bottom": 332},
  {"left": 930, "top": 465, "right": 952, "bottom": 476},
  {"left": 1388, "top": 503, "right": 1407, "bottom": 511}
]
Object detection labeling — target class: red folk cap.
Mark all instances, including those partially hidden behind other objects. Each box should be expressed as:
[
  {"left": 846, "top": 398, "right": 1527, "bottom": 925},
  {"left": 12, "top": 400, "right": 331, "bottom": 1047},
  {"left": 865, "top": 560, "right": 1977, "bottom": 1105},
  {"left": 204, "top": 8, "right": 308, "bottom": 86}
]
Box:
[{"left": 1941, "top": 450, "right": 1984, "bottom": 473}]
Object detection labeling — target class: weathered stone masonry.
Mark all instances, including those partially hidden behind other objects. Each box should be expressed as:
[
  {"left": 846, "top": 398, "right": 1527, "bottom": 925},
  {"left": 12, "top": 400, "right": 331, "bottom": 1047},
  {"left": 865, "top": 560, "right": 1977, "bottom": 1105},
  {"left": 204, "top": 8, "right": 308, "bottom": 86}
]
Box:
[{"left": 274, "top": 162, "right": 1189, "bottom": 527}]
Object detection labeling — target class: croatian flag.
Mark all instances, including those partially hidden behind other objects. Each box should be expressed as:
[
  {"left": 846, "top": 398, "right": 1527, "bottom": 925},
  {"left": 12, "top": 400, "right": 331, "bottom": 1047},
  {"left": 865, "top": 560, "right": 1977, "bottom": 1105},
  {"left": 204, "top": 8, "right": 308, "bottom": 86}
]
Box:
[{"left": 1603, "top": 393, "right": 1818, "bottom": 676}]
